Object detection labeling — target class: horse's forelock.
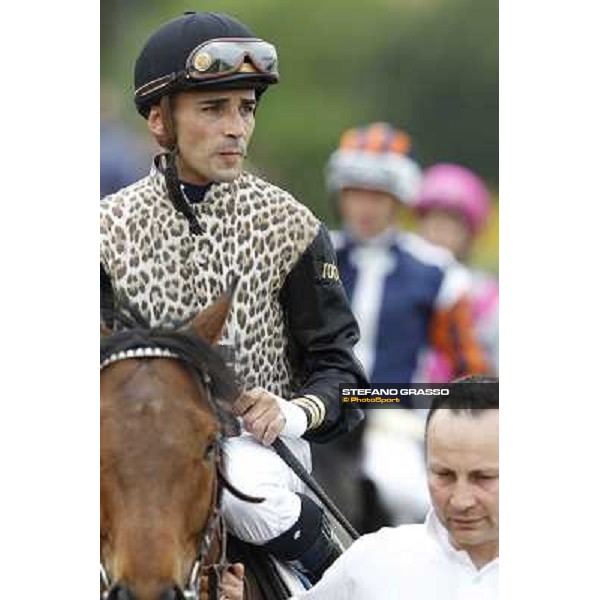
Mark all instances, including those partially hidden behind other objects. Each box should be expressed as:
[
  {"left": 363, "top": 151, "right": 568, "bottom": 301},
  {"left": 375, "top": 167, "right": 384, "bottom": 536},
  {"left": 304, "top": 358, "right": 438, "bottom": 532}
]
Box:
[{"left": 101, "top": 324, "right": 240, "bottom": 433}]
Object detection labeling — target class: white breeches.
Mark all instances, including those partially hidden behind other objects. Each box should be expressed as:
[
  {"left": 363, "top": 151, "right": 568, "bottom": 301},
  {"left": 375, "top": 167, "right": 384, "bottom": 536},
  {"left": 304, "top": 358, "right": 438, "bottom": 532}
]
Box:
[{"left": 221, "top": 433, "right": 312, "bottom": 544}]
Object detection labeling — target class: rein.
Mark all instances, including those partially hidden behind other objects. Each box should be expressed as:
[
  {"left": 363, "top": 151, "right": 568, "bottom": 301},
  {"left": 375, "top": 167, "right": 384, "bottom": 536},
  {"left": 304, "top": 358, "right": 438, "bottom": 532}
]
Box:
[{"left": 100, "top": 347, "right": 257, "bottom": 600}]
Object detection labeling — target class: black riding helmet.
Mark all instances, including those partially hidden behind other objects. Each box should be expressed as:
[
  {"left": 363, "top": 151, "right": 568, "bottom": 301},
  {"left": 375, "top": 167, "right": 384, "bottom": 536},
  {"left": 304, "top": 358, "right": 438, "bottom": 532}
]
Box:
[{"left": 134, "top": 11, "right": 280, "bottom": 118}]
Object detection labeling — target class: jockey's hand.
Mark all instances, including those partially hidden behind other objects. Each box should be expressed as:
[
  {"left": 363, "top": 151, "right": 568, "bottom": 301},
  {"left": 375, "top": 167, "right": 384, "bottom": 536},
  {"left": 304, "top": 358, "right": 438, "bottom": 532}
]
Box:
[
  {"left": 199, "top": 563, "right": 244, "bottom": 600},
  {"left": 233, "top": 387, "right": 307, "bottom": 445}
]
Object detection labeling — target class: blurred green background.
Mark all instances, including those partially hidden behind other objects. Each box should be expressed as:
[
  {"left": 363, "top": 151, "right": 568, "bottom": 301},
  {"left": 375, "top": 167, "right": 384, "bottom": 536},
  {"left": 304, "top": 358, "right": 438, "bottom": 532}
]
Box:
[{"left": 101, "top": 0, "right": 498, "bottom": 271}]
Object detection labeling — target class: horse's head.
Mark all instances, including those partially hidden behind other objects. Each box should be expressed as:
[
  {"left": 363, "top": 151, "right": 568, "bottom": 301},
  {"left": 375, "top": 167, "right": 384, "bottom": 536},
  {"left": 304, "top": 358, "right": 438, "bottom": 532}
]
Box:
[{"left": 100, "top": 288, "right": 239, "bottom": 600}]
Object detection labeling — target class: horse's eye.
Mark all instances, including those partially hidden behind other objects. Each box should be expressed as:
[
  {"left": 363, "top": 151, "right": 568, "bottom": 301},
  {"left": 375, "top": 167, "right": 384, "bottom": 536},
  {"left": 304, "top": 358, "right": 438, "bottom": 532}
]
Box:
[{"left": 203, "top": 440, "right": 216, "bottom": 461}]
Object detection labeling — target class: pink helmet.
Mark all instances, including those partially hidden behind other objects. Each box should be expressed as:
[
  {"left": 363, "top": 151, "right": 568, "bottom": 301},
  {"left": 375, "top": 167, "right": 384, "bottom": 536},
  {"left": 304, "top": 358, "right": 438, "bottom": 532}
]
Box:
[{"left": 415, "top": 163, "right": 491, "bottom": 234}]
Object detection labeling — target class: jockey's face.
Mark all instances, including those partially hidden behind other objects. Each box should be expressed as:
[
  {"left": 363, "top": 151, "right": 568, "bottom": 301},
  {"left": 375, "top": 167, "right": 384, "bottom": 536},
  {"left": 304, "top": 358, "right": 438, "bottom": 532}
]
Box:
[
  {"left": 338, "top": 188, "right": 398, "bottom": 241},
  {"left": 150, "top": 89, "right": 256, "bottom": 185},
  {"left": 426, "top": 409, "right": 499, "bottom": 568},
  {"left": 418, "top": 208, "right": 472, "bottom": 261}
]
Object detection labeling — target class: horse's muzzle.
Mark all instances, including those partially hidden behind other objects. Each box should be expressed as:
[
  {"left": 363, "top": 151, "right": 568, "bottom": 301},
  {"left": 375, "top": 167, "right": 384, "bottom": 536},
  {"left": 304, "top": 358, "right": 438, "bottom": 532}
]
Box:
[
  {"left": 106, "top": 583, "right": 186, "bottom": 600},
  {"left": 106, "top": 584, "right": 135, "bottom": 600},
  {"left": 159, "top": 585, "right": 186, "bottom": 600}
]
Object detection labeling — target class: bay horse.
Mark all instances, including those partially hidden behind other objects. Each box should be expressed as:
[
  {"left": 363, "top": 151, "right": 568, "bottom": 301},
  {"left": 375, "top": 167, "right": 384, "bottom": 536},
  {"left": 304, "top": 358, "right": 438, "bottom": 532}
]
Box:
[{"left": 101, "top": 287, "right": 291, "bottom": 600}]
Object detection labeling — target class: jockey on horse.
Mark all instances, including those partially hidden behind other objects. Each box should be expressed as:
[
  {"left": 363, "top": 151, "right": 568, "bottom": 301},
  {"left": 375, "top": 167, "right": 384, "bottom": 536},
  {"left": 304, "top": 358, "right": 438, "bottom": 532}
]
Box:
[{"left": 100, "top": 10, "right": 367, "bottom": 586}]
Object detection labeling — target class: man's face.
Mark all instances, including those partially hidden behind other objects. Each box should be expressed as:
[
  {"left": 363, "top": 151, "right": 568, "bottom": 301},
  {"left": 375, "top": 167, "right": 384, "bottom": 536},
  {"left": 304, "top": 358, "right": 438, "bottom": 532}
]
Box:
[
  {"left": 338, "top": 188, "right": 398, "bottom": 241},
  {"left": 418, "top": 208, "right": 472, "bottom": 260},
  {"left": 153, "top": 88, "right": 257, "bottom": 185},
  {"left": 426, "top": 409, "right": 499, "bottom": 562}
]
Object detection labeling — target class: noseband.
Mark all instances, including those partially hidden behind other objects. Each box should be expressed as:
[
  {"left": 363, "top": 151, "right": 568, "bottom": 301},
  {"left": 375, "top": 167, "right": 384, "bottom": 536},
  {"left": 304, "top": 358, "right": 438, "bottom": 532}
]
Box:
[{"left": 100, "top": 347, "right": 248, "bottom": 600}]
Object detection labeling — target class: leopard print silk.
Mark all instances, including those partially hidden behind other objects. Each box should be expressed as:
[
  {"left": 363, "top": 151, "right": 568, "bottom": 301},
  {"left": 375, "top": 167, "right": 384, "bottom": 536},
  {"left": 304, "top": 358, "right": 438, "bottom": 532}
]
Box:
[{"left": 100, "top": 161, "right": 320, "bottom": 398}]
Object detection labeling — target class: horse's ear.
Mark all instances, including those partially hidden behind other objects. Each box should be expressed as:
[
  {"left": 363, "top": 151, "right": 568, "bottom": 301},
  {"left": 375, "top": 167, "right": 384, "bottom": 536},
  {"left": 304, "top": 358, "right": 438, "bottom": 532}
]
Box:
[{"left": 189, "top": 276, "right": 239, "bottom": 344}]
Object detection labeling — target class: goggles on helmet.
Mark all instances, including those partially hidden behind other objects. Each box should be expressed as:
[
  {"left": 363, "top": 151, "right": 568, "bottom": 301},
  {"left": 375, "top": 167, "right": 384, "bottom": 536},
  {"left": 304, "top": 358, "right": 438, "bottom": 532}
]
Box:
[
  {"left": 135, "top": 38, "right": 279, "bottom": 101},
  {"left": 186, "top": 38, "right": 278, "bottom": 79}
]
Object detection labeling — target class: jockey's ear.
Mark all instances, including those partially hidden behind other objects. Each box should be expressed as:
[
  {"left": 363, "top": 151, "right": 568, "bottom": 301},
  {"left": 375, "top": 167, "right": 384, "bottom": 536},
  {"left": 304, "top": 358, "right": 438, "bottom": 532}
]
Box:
[
  {"left": 189, "top": 276, "right": 239, "bottom": 344},
  {"left": 100, "top": 323, "right": 112, "bottom": 337}
]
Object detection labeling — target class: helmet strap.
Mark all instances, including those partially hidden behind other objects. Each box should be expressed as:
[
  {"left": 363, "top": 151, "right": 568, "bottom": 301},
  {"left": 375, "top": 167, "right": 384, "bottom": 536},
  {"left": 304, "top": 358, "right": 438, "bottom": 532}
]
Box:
[
  {"left": 155, "top": 95, "right": 203, "bottom": 236},
  {"left": 163, "top": 148, "right": 204, "bottom": 236}
]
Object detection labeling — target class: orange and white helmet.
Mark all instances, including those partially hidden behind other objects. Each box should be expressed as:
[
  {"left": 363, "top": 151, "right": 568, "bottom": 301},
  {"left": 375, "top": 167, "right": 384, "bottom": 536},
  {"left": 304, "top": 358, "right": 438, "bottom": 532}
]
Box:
[{"left": 325, "top": 122, "right": 422, "bottom": 204}]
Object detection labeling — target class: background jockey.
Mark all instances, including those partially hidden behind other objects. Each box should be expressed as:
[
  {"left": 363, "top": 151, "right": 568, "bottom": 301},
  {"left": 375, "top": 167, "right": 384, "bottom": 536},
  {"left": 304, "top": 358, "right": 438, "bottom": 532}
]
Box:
[
  {"left": 312, "top": 123, "right": 490, "bottom": 530},
  {"left": 414, "top": 163, "right": 499, "bottom": 381},
  {"left": 100, "top": 11, "right": 368, "bottom": 585},
  {"left": 326, "top": 122, "right": 488, "bottom": 385}
]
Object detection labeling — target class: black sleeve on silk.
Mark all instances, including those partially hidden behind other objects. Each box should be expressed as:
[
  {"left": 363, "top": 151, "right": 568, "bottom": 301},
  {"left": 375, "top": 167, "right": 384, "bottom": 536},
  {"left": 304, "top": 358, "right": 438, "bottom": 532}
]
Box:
[
  {"left": 279, "top": 224, "right": 368, "bottom": 443},
  {"left": 100, "top": 264, "right": 115, "bottom": 328}
]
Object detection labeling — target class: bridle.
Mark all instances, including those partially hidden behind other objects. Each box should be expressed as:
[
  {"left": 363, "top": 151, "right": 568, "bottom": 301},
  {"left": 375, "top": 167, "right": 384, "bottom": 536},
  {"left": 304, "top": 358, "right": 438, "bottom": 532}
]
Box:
[
  {"left": 185, "top": 453, "right": 229, "bottom": 600},
  {"left": 100, "top": 346, "right": 252, "bottom": 600}
]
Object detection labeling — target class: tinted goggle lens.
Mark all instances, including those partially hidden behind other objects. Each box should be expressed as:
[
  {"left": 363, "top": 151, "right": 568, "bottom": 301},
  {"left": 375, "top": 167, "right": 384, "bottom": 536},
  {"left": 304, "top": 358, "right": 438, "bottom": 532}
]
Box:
[{"left": 186, "top": 38, "right": 279, "bottom": 79}]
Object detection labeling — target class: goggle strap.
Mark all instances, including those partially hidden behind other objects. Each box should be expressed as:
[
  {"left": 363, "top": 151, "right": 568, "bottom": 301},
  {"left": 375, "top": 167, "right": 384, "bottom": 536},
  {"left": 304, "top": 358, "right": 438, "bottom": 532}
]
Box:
[
  {"left": 135, "top": 73, "right": 178, "bottom": 99},
  {"left": 135, "top": 39, "right": 278, "bottom": 101}
]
